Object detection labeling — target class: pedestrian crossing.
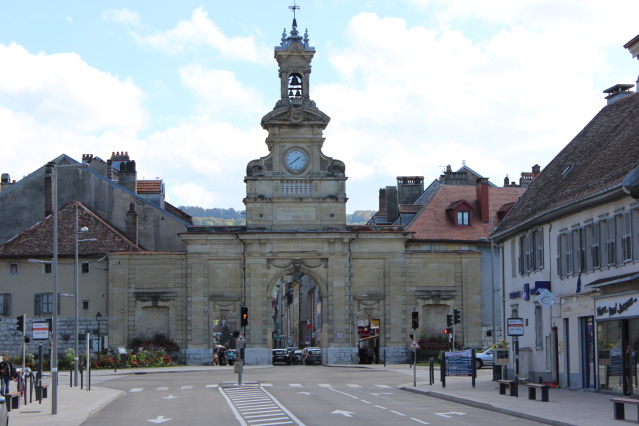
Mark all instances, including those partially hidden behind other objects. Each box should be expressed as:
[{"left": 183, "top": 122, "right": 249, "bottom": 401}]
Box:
[
  {"left": 220, "top": 385, "right": 305, "bottom": 426},
  {"left": 126, "top": 383, "right": 395, "bottom": 393}
]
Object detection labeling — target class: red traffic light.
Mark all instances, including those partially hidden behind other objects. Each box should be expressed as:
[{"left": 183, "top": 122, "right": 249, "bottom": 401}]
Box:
[{"left": 443, "top": 328, "right": 451, "bottom": 334}]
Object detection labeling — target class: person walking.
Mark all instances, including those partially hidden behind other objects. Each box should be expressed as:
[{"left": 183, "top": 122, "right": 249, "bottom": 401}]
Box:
[{"left": 0, "top": 355, "right": 15, "bottom": 395}]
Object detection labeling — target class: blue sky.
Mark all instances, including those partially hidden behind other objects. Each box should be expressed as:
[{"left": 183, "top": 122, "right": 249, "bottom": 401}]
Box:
[{"left": 1, "top": 1, "right": 638, "bottom": 212}]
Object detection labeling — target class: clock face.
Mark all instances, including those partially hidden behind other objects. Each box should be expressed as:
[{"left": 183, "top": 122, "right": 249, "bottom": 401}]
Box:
[{"left": 285, "top": 149, "right": 307, "bottom": 171}]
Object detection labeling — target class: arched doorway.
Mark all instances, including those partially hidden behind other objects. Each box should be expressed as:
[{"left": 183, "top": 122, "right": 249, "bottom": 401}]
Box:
[{"left": 269, "top": 272, "right": 323, "bottom": 351}]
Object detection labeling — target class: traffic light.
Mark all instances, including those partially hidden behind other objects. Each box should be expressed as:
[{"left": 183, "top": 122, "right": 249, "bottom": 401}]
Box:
[
  {"left": 453, "top": 308, "right": 462, "bottom": 325},
  {"left": 443, "top": 328, "right": 451, "bottom": 334},
  {"left": 16, "top": 315, "right": 24, "bottom": 333},
  {"left": 411, "top": 311, "right": 419, "bottom": 329},
  {"left": 241, "top": 306, "right": 249, "bottom": 327},
  {"left": 446, "top": 314, "right": 453, "bottom": 328},
  {"left": 46, "top": 318, "right": 52, "bottom": 331}
]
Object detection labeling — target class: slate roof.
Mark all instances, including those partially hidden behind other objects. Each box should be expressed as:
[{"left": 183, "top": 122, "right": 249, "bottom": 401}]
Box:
[
  {"left": 406, "top": 183, "right": 525, "bottom": 241},
  {"left": 492, "top": 91, "right": 639, "bottom": 240},
  {"left": 0, "top": 201, "right": 143, "bottom": 257}
]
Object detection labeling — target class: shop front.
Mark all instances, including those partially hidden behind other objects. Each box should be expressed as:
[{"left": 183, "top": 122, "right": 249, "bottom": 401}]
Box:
[{"left": 595, "top": 292, "right": 639, "bottom": 396}]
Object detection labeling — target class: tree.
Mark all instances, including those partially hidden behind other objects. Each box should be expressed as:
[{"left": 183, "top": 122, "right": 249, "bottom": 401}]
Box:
[{"left": 219, "top": 324, "right": 236, "bottom": 349}]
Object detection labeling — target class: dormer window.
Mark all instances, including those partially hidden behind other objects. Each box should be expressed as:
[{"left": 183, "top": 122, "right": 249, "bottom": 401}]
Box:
[{"left": 457, "top": 211, "right": 470, "bottom": 226}]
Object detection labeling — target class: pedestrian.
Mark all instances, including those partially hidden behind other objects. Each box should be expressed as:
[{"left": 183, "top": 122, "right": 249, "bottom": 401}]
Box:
[{"left": 0, "top": 355, "right": 15, "bottom": 395}]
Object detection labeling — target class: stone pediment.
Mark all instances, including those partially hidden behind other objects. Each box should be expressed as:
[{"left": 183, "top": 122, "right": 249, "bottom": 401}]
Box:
[{"left": 261, "top": 105, "right": 330, "bottom": 128}]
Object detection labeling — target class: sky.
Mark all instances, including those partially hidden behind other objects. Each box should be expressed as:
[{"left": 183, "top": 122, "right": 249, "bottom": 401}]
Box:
[{"left": 1, "top": 1, "right": 639, "bottom": 213}]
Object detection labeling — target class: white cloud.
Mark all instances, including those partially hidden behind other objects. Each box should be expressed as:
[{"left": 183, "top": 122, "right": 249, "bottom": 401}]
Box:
[
  {"left": 102, "top": 8, "right": 141, "bottom": 26},
  {"left": 169, "top": 182, "right": 217, "bottom": 207},
  {"left": 0, "top": 43, "right": 146, "bottom": 133},
  {"left": 179, "top": 65, "right": 267, "bottom": 118},
  {"left": 133, "top": 7, "right": 270, "bottom": 62}
]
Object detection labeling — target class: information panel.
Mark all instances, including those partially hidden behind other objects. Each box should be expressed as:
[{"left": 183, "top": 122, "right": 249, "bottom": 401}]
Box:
[{"left": 445, "top": 349, "right": 473, "bottom": 376}]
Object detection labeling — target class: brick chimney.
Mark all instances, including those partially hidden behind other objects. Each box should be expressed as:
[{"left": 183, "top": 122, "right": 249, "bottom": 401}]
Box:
[
  {"left": 476, "top": 177, "right": 490, "bottom": 223},
  {"left": 126, "top": 202, "right": 139, "bottom": 246},
  {"left": 532, "top": 164, "right": 541, "bottom": 178},
  {"left": 378, "top": 188, "right": 387, "bottom": 212},
  {"left": 385, "top": 186, "right": 398, "bottom": 223},
  {"left": 397, "top": 176, "right": 424, "bottom": 205}
]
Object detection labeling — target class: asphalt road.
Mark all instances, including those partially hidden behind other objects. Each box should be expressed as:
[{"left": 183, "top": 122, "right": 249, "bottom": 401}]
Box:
[{"left": 82, "top": 366, "right": 544, "bottom": 425}]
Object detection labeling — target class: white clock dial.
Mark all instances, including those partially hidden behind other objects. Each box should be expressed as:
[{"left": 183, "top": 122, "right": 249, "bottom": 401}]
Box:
[{"left": 285, "top": 149, "right": 307, "bottom": 171}]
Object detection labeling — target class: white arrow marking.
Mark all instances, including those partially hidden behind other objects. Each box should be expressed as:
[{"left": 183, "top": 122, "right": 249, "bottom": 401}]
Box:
[
  {"left": 147, "top": 415, "right": 172, "bottom": 423},
  {"left": 162, "top": 395, "right": 179, "bottom": 399},
  {"left": 371, "top": 392, "right": 393, "bottom": 396},
  {"left": 332, "top": 410, "right": 356, "bottom": 417},
  {"left": 298, "top": 392, "right": 313, "bottom": 395},
  {"left": 435, "top": 412, "right": 466, "bottom": 418}
]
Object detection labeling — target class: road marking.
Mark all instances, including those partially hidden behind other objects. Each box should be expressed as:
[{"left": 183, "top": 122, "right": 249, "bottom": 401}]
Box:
[
  {"left": 261, "top": 383, "right": 273, "bottom": 387},
  {"left": 248, "top": 422, "right": 293, "bottom": 426},
  {"left": 332, "top": 410, "right": 355, "bottom": 417},
  {"left": 156, "top": 387, "right": 168, "bottom": 391},
  {"left": 371, "top": 393, "right": 393, "bottom": 396},
  {"left": 318, "top": 384, "right": 332, "bottom": 387},
  {"left": 147, "top": 415, "right": 171, "bottom": 424},
  {"left": 435, "top": 412, "right": 466, "bottom": 418},
  {"left": 289, "top": 384, "right": 303, "bottom": 387},
  {"left": 246, "top": 418, "right": 291, "bottom": 423},
  {"left": 328, "top": 388, "right": 359, "bottom": 400},
  {"left": 162, "top": 395, "right": 179, "bottom": 399},
  {"left": 297, "top": 392, "right": 312, "bottom": 395},
  {"left": 180, "top": 386, "right": 193, "bottom": 390},
  {"left": 410, "top": 418, "right": 430, "bottom": 425},
  {"left": 219, "top": 385, "right": 306, "bottom": 426},
  {"left": 244, "top": 413, "right": 291, "bottom": 419},
  {"left": 130, "top": 388, "right": 144, "bottom": 392},
  {"left": 206, "top": 385, "right": 218, "bottom": 388},
  {"left": 374, "top": 405, "right": 387, "bottom": 410},
  {"left": 347, "top": 384, "right": 362, "bottom": 388},
  {"left": 375, "top": 385, "right": 392, "bottom": 388},
  {"left": 391, "top": 411, "right": 406, "bottom": 416},
  {"left": 360, "top": 400, "right": 372, "bottom": 404}
]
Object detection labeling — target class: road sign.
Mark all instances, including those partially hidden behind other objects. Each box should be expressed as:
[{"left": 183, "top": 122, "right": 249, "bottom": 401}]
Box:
[
  {"left": 32, "top": 322, "right": 49, "bottom": 340},
  {"left": 236, "top": 332, "right": 246, "bottom": 343},
  {"left": 305, "top": 336, "right": 311, "bottom": 343},
  {"left": 507, "top": 317, "right": 524, "bottom": 336},
  {"left": 409, "top": 339, "right": 420, "bottom": 349}
]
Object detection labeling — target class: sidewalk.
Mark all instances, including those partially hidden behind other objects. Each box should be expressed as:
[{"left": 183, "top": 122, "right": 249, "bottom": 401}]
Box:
[{"left": 396, "top": 367, "right": 624, "bottom": 426}]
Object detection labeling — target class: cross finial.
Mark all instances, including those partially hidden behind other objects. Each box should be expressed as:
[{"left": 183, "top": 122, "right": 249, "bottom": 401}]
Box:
[{"left": 289, "top": 0, "right": 300, "bottom": 21}]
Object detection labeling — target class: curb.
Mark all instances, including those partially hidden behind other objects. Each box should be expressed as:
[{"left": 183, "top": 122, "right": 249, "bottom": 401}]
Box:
[
  {"left": 399, "top": 387, "right": 578, "bottom": 426},
  {"left": 86, "top": 388, "right": 125, "bottom": 419}
]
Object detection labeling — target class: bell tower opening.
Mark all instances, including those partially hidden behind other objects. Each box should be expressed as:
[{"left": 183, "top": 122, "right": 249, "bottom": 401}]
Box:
[{"left": 288, "top": 73, "right": 304, "bottom": 101}]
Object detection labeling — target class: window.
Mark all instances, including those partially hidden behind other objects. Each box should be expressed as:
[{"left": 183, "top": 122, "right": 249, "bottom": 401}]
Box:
[
  {"left": 457, "top": 211, "right": 469, "bottom": 226},
  {"left": 578, "top": 227, "right": 587, "bottom": 273},
  {"left": 0, "top": 294, "right": 11, "bottom": 316},
  {"left": 556, "top": 234, "right": 564, "bottom": 278},
  {"left": 606, "top": 218, "right": 616, "bottom": 266},
  {"left": 518, "top": 235, "right": 526, "bottom": 275},
  {"left": 535, "top": 305, "right": 543, "bottom": 349},
  {"left": 565, "top": 231, "right": 573, "bottom": 276},
  {"left": 35, "top": 293, "right": 58, "bottom": 316},
  {"left": 82, "top": 262, "right": 90, "bottom": 274},
  {"left": 44, "top": 263, "right": 52, "bottom": 274},
  {"left": 536, "top": 228, "right": 545, "bottom": 270},
  {"left": 9, "top": 264, "right": 18, "bottom": 274},
  {"left": 622, "top": 211, "right": 632, "bottom": 262},
  {"left": 82, "top": 300, "right": 89, "bottom": 310},
  {"left": 511, "top": 240, "right": 517, "bottom": 278},
  {"left": 591, "top": 222, "right": 601, "bottom": 269}
]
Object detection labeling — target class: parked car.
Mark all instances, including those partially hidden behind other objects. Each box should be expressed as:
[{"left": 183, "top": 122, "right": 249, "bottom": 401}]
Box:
[
  {"left": 0, "top": 398, "right": 7, "bottom": 426},
  {"left": 475, "top": 348, "right": 495, "bottom": 369},
  {"left": 304, "top": 348, "right": 322, "bottom": 365},
  {"left": 272, "top": 349, "right": 291, "bottom": 365},
  {"left": 291, "top": 349, "right": 303, "bottom": 365}
]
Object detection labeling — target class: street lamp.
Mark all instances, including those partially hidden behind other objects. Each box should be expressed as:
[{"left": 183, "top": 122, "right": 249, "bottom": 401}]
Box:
[
  {"left": 74, "top": 205, "right": 96, "bottom": 387},
  {"left": 95, "top": 312, "right": 102, "bottom": 353}
]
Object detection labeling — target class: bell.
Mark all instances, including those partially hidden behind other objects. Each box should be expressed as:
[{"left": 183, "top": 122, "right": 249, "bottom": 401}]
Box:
[
  {"left": 288, "top": 89, "right": 294, "bottom": 97},
  {"left": 295, "top": 89, "right": 301, "bottom": 97},
  {"left": 290, "top": 76, "right": 301, "bottom": 86}
]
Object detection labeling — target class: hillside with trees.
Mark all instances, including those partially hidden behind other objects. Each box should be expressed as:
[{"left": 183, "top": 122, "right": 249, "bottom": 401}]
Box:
[{"left": 179, "top": 206, "right": 375, "bottom": 226}]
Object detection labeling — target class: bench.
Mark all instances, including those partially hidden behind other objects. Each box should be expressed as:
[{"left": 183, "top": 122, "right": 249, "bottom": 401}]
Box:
[
  {"left": 4, "top": 392, "right": 21, "bottom": 411},
  {"left": 498, "top": 380, "right": 517, "bottom": 397},
  {"left": 526, "top": 383, "right": 549, "bottom": 402},
  {"left": 36, "top": 384, "right": 49, "bottom": 400},
  {"left": 611, "top": 397, "right": 639, "bottom": 422}
]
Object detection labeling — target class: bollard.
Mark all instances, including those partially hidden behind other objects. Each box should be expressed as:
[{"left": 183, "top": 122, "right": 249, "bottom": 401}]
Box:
[{"left": 80, "top": 364, "right": 83, "bottom": 390}]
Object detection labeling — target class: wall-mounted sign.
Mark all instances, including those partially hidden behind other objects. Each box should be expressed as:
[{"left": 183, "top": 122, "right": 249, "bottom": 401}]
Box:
[
  {"left": 595, "top": 293, "right": 639, "bottom": 320},
  {"left": 32, "top": 322, "right": 49, "bottom": 340},
  {"left": 507, "top": 318, "right": 524, "bottom": 336}
]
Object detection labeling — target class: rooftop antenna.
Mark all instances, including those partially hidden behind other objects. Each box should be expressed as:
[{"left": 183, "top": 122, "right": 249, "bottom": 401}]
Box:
[{"left": 289, "top": 0, "right": 300, "bottom": 27}]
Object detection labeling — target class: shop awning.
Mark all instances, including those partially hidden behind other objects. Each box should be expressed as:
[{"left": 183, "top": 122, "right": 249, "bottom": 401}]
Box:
[
  {"left": 586, "top": 271, "right": 639, "bottom": 288},
  {"left": 358, "top": 335, "right": 379, "bottom": 342}
]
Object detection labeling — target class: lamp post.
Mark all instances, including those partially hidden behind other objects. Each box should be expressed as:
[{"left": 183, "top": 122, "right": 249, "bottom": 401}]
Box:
[
  {"left": 74, "top": 205, "right": 96, "bottom": 387},
  {"left": 95, "top": 312, "right": 102, "bottom": 354}
]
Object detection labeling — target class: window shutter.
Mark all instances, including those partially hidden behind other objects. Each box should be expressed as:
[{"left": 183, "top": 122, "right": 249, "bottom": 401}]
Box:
[
  {"left": 607, "top": 219, "right": 616, "bottom": 265},
  {"left": 525, "top": 233, "right": 531, "bottom": 273},
  {"left": 34, "top": 293, "right": 42, "bottom": 316},
  {"left": 592, "top": 222, "right": 600, "bottom": 269},
  {"left": 518, "top": 236, "right": 524, "bottom": 275},
  {"left": 566, "top": 232, "right": 573, "bottom": 275},
  {"left": 556, "top": 234, "right": 563, "bottom": 278},
  {"left": 538, "top": 228, "right": 544, "bottom": 269},
  {"left": 622, "top": 211, "right": 632, "bottom": 262},
  {"left": 579, "top": 227, "right": 586, "bottom": 272}
]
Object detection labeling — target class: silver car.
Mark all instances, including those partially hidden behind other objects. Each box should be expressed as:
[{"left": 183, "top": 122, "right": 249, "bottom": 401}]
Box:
[{"left": 475, "top": 348, "right": 495, "bottom": 369}]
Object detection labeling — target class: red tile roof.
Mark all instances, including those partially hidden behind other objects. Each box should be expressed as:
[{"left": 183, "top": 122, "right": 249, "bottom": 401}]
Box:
[
  {"left": 0, "top": 201, "right": 143, "bottom": 257},
  {"left": 406, "top": 185, "right": 525, "bottom": 241},
  {"left": 137, "top": 180, "right": 162, "bottom": 193}
]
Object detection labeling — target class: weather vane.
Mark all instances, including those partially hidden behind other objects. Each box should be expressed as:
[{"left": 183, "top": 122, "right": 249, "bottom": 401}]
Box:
[{"left": 289, "top": 0, "right": 300, "bottom": 19}]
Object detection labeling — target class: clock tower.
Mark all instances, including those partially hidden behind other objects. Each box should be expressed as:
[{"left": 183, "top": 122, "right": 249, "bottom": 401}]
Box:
[{"left": 244, "top": 18, "right": 347, "bottom": 231}]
